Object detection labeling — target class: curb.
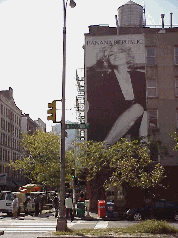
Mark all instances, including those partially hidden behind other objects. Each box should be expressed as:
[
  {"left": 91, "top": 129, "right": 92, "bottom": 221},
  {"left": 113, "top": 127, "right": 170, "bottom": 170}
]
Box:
[{"left": 37, "top": 235, "right": 177, "bottom": 238}]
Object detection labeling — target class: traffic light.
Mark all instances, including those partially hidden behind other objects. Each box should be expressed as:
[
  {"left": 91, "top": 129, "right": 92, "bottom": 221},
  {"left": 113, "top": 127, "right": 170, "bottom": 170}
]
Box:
[
  {"left": 71, "top": 168, "right": 75, "bottom": 179},
  {"left": 74, "top": 177, "right": 78, "bottom": 186},
  {"left": 78, "top": 171, "right": 86, "bottom": 186},
  {"left": 47, "top": 100, "right": 56, "bottom": 123}
]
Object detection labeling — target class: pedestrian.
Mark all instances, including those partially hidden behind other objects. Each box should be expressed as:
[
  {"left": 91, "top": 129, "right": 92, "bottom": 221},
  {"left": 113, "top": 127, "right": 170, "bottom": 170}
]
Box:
[
  {"left": 40, "top": 194, "right": 46, "bottom": 214},
  {"left": 12, "top": 194, "right": 19, "bottom": 219},
  {"left": 65, "top": 194, "right": 73, "bottom": 221},
  {"left": 34, "top": 194, "right": 40, "bottom": 216},
  {"left": 23, "top": 196, "right": 30, "bottom": 214},
  {"left": 52, "top": 193, "right": 59, "bottom": 218},
  {"left": 79, "top": 191, "right": 85, "bottom": 201}
]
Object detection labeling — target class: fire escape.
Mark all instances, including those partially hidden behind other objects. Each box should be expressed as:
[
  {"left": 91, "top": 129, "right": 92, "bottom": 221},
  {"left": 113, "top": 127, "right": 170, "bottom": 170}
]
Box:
[{"left": 75, "top": 69, "right": 86, "bottom": 141}]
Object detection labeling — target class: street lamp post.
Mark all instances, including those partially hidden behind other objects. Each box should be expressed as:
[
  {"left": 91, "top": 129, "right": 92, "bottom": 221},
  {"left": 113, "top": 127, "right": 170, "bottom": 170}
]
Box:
[{"left": 56, "top": 0, "right": 76, "bottom": 231}]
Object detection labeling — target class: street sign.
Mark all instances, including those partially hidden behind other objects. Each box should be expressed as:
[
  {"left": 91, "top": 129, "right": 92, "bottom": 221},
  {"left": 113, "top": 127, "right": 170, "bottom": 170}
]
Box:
[{"left": 65, "top": 123, "right": 89, "bottom": 129}]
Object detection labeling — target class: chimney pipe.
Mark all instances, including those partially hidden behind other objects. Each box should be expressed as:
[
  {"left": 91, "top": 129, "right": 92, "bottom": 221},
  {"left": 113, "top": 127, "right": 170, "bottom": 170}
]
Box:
[
  {"left": 170, "top": 12, "right": 173, "bottom": 28},
  {"left": 161, "top": 14, "right": 165, "bottom": 29},
  {"left": 115, "top": 15, "right": 119, "bottom": 35}
]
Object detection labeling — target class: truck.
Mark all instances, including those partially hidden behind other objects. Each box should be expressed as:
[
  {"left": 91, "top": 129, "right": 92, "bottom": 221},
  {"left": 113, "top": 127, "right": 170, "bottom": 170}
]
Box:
[
  {"left": 0, "top": 191, "right": 45, "bottom": 216},
  {"left": 0, "top": 191, "right": 13, "bottom": 215}
]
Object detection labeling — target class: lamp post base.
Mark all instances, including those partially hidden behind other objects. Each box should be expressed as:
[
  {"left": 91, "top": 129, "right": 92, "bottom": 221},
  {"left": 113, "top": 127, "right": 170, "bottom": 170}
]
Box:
[{"left": 56, "top": 217, "right": 67, "bottom": 231}]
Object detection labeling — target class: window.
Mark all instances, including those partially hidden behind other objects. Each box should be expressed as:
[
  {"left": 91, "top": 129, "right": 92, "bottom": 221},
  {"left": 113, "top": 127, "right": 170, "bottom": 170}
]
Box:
[
  {"left": 1, "top": 105, "right": 3, "bottom": 115},
  {"left": 155, "top": 201, "right": 165, "bottom": 208},
  {"left": 175, "top": 47, "right": 178, "bottom": 65},
  {"left": 147, "top": 78, "right": 157, "bottom": 97},
  {"left": 0, "top": 193, "right": 5, "bottom": 200},
  {"left": 176, "top": 109, "right": 178, "bottom": 128},
  {"left": 166, "top": 201, "right": 176, "bottom": 208},
  {"left": 146, "top": 47, "right": 155, "bottom": 65},
  {"left": 6, "top": 193, "right": 13, "bottom": 201},
  {"left": 150, "top": 142, "right": 159, "bottom": 161},
  {"left": 148, "top": 110, "right": 158, "bottom": 128},
  {"left": 0, "top": 148, "right": 2, "bottom": 160},
  {"left": 175, "top": 78, "right": 178, "bottom": 96}
]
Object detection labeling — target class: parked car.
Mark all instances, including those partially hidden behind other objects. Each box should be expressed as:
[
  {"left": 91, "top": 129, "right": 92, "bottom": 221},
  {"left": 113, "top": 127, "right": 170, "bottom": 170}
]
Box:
[{"left": 124, "top": 199, "right": 178, "bottom": 221}]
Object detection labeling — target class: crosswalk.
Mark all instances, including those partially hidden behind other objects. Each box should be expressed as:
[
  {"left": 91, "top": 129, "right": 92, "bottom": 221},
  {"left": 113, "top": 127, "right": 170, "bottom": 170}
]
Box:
[
  {"left": 0, "top": 221, "right": 55, "bottom": 233},
  {"left": 0, "top": 219, "right": 109, "bottom": 233}
]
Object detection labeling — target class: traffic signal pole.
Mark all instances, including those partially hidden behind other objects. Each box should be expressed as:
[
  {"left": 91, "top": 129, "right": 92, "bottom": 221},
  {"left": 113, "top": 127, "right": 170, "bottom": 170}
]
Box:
[
  {"left": 56, "top": 0, "right": 67, "bottom": 231},
  {"left": 47, "top": 0, "right": 76, "bottom": 231},
  {"left": 60, "top": 0, "right": 66, "bottom": 221}
]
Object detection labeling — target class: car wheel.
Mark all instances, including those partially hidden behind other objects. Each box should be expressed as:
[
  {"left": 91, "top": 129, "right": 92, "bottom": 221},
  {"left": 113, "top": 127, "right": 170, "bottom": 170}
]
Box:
[
  {"left": 174, "top": 212, "right": 178, "bottom": 221},
  {"left": 133, "top": 212, "right": 142, "bottom": 221}
]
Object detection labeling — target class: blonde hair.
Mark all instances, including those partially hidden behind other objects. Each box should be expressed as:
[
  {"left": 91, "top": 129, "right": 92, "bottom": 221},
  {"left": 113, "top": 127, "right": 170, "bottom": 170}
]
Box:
[{"left": 96, "top": 44, "right": 135, "bottom": 70}]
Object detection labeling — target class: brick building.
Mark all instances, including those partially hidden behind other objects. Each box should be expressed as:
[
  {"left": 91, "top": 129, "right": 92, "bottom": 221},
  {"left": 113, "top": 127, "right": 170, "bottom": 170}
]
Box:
[
  {"left": 84, "top": 0, "right": 178, "bottom": 210},
  {"left": 0, "top": 87, "right": 46, "bottom": 191},
  {"left": 0, "top": 87, "right": 23, "bottom": 190}
]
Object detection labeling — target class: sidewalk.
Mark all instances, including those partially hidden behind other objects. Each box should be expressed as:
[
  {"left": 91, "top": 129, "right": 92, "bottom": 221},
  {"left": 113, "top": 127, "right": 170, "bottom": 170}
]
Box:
[
  {"left": 34, "top": 208, "right": 100, "bottom": 220},
  {"left": 34, "top": 208, "right": 121, "bottom": 221}
]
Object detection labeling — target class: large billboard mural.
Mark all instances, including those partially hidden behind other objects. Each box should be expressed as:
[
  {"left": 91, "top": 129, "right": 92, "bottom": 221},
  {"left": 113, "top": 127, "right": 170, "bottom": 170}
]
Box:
[{"left": 85, "top": 34, "right": 147, "bottom": 145}]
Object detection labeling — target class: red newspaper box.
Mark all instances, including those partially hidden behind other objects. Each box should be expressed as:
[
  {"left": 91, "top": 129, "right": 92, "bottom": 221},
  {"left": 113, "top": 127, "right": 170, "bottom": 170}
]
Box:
[{"left": 98, "top": 200, "right": 106, "bottom": 218}]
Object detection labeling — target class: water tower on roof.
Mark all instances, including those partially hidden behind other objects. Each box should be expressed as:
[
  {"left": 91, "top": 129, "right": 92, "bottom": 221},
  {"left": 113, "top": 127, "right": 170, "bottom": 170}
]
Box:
[{"left": 118, "top": 0, "right": 144, "bottom": 27}]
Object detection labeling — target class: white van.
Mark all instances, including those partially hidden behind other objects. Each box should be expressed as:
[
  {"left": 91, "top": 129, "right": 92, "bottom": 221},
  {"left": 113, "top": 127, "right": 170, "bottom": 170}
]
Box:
[{"left": 0, "top": 191, "right": 13, "bottom": 215}]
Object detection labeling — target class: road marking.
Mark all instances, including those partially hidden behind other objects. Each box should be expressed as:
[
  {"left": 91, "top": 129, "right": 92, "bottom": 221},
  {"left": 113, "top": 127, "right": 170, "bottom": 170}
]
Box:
[
  {"left": 1, "top": 226, "right": 55, "bottom": 233},
  {"left": 0, "top": 219, "right": 103, "bottom": 232},
  {"left": 10, "top": 222, "right": 55, "bottom": 225},
  {"left": 94, "top": 221, "right": 108, "bottom": 229},
  {"left": 3, "top": 228, "right": 56, "bottom": 234},
  {"left": 67, "top": 223, "right": 76, "bottom": 228},
  {"left": 0, "top": 221, "right": 57, "bottom": 232}
]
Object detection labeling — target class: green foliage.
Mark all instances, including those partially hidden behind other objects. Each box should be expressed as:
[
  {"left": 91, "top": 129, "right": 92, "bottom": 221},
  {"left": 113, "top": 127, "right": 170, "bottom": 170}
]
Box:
[
  {"left": 74, "top": 138, "right": 165, "bottom": 190},
  {"left": 9, "top": 130, "right": 61, "bottom": 187},
  {"left": 65, "top": 148, "right": 75, "bottom": 181},
  {"left": 76, "top": 140, "right": 107, "bottom": 178},
  {"left": 54, "top": 220, "right": 178, "bottom": 236},
  {"left": 122, "top": 219, "right": 178, "bottom": 234},
  {"left": 174, "top": 132, "right": 178, "bottom": 151}
]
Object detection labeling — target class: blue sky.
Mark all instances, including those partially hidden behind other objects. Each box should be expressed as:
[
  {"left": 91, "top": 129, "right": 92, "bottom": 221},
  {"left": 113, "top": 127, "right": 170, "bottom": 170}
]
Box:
[{"left": 0, "top": 0, "right": 177, "bottom": 131}]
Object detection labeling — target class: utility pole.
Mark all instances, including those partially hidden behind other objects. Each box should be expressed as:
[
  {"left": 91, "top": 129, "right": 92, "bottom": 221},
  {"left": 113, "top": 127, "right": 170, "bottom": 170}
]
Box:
[{"left": 56, "top": 0, "right": 76, "bottom": 231}]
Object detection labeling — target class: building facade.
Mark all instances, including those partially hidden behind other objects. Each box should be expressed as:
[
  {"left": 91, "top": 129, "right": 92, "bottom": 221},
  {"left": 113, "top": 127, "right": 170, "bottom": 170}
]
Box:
[
  {"left": 34, "top": 118, "right": 46, "bottom": 132},
  {"left": 21, "top": 114, "right": 38, "bottom": 134},
  {"left": 84, "top": 0, "right": 178, "bottom": 209},
  {"left": 0, "top": 87, "right": 46, "bottom": 191},
  {"left": 0, "top": 87, "right": 23, "bottom": 190},
  {"left": 52, "top": 121, "right": 76, "bottom": 150}
]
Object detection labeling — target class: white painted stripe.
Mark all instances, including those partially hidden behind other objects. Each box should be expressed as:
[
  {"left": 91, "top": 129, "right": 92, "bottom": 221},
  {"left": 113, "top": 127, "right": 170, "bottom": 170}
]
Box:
[
  {"left": 3, "top": 227, "right": 55, "bottom": 231},
  {"left": 94, "top": 221, "right": 108, "bottom": 229},
  {"left": 8, "top": 226, "right": 55, "bottom": 228},
  {"left": 67, "top": 223, "right": 75, "bottom": 227},
  {"left": 10, "top": 222, "right": 55, "bottom": 225},
  {"left": 77, "top": 221, "right": 96, "bottom": 224}
]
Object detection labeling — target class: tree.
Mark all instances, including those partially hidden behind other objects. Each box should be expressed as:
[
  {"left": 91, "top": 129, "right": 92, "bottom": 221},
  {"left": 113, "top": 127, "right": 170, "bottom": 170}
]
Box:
[
  {"left": 174, "top": 132, "right": 178, "bottom": 151},
  {"left": 9, "top": 130, "right": 61, "bottom": 187},
  {"left": 75, "top": 138, "right": 165, "bottom": 190}
]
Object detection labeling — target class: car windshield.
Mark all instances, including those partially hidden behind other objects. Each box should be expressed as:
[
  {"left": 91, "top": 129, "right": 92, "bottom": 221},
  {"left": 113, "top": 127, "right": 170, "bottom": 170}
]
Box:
[
  {"left": 6, "top": 193, "right": 13, "bottom": 201},
  {"left": 0, "top": 192, "right": 13, "bottom": 201},
  {"left": 0, "top": 193, "right": 5, "bottom": 200}
]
